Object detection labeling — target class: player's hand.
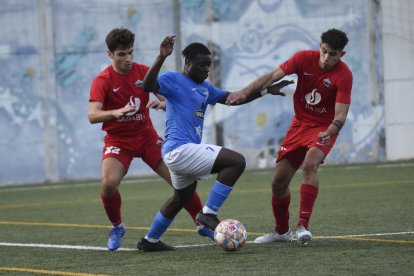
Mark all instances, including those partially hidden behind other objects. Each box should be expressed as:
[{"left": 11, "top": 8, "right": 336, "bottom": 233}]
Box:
[
  {"left": 147, "top": 100, "right": 166, "bottom": 111},
  {"left": 226, "top": 91, "right": 247, "bottom": 105},
  {"left": 113, "top": 102, "right": 135, "bottom": 119},
  {"left": 266, "top": 80, "right": 294, "bottom": 96},
  {"left": 317, "top": 131, "right": 331, "bottom": 145},
  {"left": 160, "top": 35, "right": 176, "bottom": 58}
]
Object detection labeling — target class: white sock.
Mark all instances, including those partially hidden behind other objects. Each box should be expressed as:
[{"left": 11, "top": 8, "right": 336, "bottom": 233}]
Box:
[
  {"left": 145, "top": 236, "right": 159, "bottom": 243},
  {"left": 202, "top": 205, "right": 217, "bottom": 215}
]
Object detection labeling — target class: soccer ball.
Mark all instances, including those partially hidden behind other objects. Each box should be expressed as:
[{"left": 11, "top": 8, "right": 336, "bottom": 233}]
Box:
[{"left": 214, "top": 219, "right": 247, "bottom": 252}]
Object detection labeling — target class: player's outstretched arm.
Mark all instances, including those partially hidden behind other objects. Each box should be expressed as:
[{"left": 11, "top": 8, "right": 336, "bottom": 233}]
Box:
[
  {"left": 265, "top": 80, "right": 294, "bottom": 96},
  {"left": 141, "top": 35, "right": 176, "bottom": 93},
  {"left": 220, "top": 79, "right": 293, "bottom": 106},
  {"left": 226, "top": 67, "right": 287, "bottom": 105}
]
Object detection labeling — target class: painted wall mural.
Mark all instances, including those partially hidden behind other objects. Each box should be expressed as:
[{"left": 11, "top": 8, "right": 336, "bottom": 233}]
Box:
[{"left": 0, "top": 0, "right": 384, "bottom": 185}]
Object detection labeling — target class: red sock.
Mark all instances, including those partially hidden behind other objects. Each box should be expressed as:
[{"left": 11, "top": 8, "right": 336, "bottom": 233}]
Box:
[
  {"left": 101, "top": 190, "right": 122, "bottom": 226},
  {"left": 298, "top": 183, "right": 319, "bottom": 229},
  {"left": 184, "top": 192, "right": 203, "bottom": 223},
  {"left": 272, "top": 193, "right": 290, "bottom": 234}
]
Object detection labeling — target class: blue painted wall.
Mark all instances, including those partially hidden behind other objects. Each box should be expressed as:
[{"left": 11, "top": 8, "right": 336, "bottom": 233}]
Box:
[{"left": 0, "top": 0, "right": 384, "bottom": 185}]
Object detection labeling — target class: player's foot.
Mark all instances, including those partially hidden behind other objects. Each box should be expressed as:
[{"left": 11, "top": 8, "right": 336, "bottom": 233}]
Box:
[
  {"left": 296, "top": 225, "right": 312, "bottom": 245},
  {"left": 137, "top": 238, "right": 175, "bottom": 252},
  {"left": 254, "top": 229, "right": 293, "bottom": 243},
  {"left": 107, "top": 223, "right": 126, "bottom": 251},
  {"left": 195, "top": 211, "right": 220, "bottom": 230},
  {"left": 196, "top": 224, "right": 215, "bottom": 241}
]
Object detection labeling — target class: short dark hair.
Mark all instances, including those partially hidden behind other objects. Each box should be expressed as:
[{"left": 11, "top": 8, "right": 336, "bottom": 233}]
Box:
[
  {"left": 182, "top": 42, "right": 211, "bottom": 61},
  {"left": 321, "top": 28, "right": 349, "bottom": 51},
  {"left": 105, "top": 28, "right": 135, "bottom": 52}
]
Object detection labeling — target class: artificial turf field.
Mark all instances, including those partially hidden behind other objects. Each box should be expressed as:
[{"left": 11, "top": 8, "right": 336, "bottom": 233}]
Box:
[{"left": 0, "top": 160, "right": 413, "bottom": 275}]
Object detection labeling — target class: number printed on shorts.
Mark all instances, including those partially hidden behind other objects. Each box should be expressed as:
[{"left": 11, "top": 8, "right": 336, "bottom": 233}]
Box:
[{"left": 105, "top": 146, "right": 121, "bottom": 155}]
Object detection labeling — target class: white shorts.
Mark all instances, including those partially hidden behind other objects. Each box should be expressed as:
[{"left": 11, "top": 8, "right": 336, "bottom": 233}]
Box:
[{"left": 163, "top": 143, "right": 222, "bottom": 189}]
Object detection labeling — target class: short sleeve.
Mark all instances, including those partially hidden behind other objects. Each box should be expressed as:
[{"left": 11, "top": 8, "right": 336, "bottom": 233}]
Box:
[
  {"left": 279, "top": 50, "right": 306, "bottom": 75},
  {"left": 205, "top": 82, "right": 227, "bottom": 105},
  {"left": 157, "top": 71, "right": 177, "bottom": 97},
  {"left": 89, "top": 76, "right": 109, "bottom": 103},
  {"left": 336, "top": 70, "right": 353, "bottom": 104}
]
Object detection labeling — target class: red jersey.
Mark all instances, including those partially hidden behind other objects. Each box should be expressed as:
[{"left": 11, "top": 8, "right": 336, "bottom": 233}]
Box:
[
  {"left": 89, "top": 62, "right": 154, "bottom": 137},
  {"left": 279, "top": 50, "right": 352, "bottom": 126}
]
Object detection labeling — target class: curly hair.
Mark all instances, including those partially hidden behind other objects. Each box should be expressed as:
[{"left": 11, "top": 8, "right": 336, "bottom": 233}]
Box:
[
  {"left": 321, "top": 29, "right": 349, "bottom": 51},
  {"left": 105, "top": 28, "right": 135, "bottom": 52},
  {"left": 182, "top": 42, "right": 211, "bottom": 61}
]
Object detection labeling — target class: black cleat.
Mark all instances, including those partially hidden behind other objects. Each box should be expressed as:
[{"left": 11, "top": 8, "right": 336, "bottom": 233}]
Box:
[
  {"left": 195, "top": 211, "right": 220, "bottom": 230},
  {"left": 137, "top": 238, "right": 175, "bottom": 252}
]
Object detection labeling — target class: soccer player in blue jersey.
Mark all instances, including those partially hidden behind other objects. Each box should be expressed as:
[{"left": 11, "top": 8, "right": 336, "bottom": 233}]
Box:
[{"left": 136, "top": 35, "right": 292, "bottom": 251}]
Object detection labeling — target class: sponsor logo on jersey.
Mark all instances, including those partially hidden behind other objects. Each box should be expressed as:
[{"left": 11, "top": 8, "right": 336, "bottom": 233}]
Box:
[
  {"left": 117, "top": 113, "right": 146, "bottom": 122},
  {"left": 112, "top": 87, "right": 121, "bottom": 93},
  {"left": 194, "top": 110, "right": 204, "bottom": 119},
  {"left": 305, "top": 104, "right": 327, "bottom": 114},
  {"left": 305, "top": 89, "right": 321, "bottom": 106},
  {"left": 125, "top": 96, "right": 140, "bottom": 116},
  {"left": 304, "top": 89, "right": 327, "bottom": 114},
  {"left": 116, "top": 96, "right": 146, "bottom": 122}
]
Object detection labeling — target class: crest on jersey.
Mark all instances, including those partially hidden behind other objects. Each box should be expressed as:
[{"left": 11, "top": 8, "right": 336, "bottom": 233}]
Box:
[{"left": 322, "top": 78, "right": 331, "bottom": 88}]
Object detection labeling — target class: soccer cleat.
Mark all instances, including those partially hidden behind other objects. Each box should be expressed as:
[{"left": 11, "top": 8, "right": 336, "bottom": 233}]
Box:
[
  {"left": 296, "top": 225, "right": 312, "bottom": 245},
  {"left": 137, "top": 238, "right": 175, "bottom": 252},
  {"left": 254, "top": 229, "right": 293, "bottom": 243},
  {"left": 195, "top": 211, "right": 220, "bottom": 230},
  {"left": 107, "top": 224, "right": 126, "bottom": 251},
  {"left": 196, "top": 225, "right": 215, "bottom": 241}
]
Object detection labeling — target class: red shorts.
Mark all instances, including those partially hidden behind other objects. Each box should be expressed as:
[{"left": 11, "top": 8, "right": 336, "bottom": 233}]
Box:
[
  {"left": 102, "top": 129, "right": 163, "bottom": 172},
  {"left": 277, "top": 117, "right": 337, "bottom": 170}
]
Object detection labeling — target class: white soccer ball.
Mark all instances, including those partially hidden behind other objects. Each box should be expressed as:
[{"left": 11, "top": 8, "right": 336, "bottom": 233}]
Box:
[{"left": 214, "top": 219, "right": 247, "bottom": 252}]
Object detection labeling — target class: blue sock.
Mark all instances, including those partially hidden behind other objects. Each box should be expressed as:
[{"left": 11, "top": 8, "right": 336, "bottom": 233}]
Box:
[
  {"left": 145, "top": 211, "right": 174, "bottom": 242},
  {"left": 205, "top": 181, "right": 233, "bottom": 213}
]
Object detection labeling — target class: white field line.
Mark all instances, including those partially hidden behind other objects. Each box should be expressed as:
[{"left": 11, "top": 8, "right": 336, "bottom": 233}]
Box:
[
  {"left": 1, "top": 231, "right": 413, "bottom": 251},
  {"left": 316, "top": 231, "right": 414, "bottom": 239}
]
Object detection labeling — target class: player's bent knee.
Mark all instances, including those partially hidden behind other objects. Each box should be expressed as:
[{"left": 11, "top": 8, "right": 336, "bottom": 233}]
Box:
[
  {"left": 302, "top": 160, "right": 319, "bottom": 177},
  {"left": 233, "top": 153, "right": 246, "bottom": 172},
  {"left": 101, "top": 177, "right": 120, "bottom": 196}
]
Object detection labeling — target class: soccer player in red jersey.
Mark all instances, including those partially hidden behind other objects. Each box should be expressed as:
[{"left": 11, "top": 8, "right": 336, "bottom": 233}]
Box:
[
  {"left": 88, "top": 28, "right": 212, "bottom": 251},
  {"left": 227, "top": 28, "right": 352, "bottom": 245}
]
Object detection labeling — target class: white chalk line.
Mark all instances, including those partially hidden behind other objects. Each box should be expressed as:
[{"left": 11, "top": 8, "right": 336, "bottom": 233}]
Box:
[{"left": 1, "top": 231, "right": 412, "bottom": 251}]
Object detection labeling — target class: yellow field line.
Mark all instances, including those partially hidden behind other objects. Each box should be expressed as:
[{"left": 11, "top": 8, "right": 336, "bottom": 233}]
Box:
[
  {"left": 0, "top": 267, "right": 109, "bottom": 276},
  {"left": 0, "top": 221, "right": 111, "bottom": 229},
  {"left": 0, "top": 220, "right": 197, "bottom": 233},
  {"left": 339, "top": 237, "right": 414, "bottom": 244},
  {"left": 0, "top": 220, "right": 264, "bottom": 235}
]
